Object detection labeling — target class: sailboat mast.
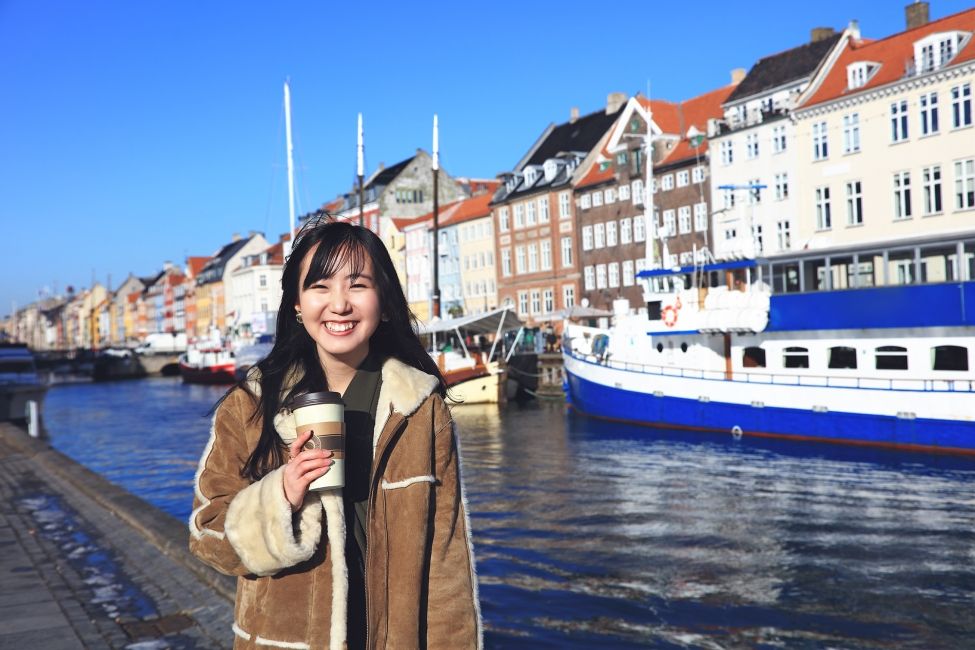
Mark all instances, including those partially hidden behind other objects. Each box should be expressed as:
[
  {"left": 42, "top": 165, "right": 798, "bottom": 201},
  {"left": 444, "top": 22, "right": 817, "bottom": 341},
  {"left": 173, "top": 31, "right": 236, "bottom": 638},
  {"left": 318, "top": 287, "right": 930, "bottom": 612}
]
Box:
[
  {"left": 284, "top": 80, "right": 297, "bottom": 257},
  {"left": 431, "top": 114, "right": 441, "bottom": 318},
  {"left": 644, "top": 101, "right": 656, "bottom": 273},
  {"left": 357, "top": 113, "right": 365, "bottom": 228}
]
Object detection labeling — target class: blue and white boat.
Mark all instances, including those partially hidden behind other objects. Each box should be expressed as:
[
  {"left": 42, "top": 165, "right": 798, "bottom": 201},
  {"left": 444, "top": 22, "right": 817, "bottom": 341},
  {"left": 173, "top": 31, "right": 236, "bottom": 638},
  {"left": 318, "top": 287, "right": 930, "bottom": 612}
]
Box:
[{"left": 563, "top": 233, "right": 975, "bottom": 454}]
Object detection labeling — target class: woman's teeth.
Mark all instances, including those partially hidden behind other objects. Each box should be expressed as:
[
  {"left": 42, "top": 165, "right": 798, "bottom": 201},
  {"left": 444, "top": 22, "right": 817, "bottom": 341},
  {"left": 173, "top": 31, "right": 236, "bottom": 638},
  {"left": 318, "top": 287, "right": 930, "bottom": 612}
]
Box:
[{"left": 325, "top": 322, "right": 356, "bottom": 333}]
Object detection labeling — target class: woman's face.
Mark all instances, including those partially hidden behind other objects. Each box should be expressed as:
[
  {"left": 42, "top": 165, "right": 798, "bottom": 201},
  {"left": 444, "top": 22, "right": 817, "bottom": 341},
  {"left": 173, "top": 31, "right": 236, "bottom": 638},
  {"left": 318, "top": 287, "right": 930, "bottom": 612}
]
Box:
[{"left": 294, "top": 244, "right": 382, "bottom": 371}]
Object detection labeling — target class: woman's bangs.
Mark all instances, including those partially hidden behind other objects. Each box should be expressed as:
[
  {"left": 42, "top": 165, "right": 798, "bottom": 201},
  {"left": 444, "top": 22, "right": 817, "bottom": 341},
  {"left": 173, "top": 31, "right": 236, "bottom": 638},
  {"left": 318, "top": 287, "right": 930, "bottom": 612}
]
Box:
[{"left": 302, "top": 237, "right": 368, "bottom": 288}]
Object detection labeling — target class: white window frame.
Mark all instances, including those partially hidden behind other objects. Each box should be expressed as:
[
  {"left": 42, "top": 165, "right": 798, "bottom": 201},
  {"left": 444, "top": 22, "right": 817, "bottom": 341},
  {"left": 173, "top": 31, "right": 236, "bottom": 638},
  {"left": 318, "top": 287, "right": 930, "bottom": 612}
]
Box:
[
  {"left": 608, "top": 262, "right": 620, "bottom": 288},
  {"left": 951, "top": 83, "right": 973, "bottom": 129},
  {"left": 605, "top": 220, "right": 617, "bottom": 247},
  {"left": 692, "top": 166, "right": 705, "bottom": 183},
  {"left": 560, "top": 236, "right": 573, "bottom": 267},
  {"left": 678, "top": 206, "right": 692, "bottom": 234},
  {"left": 527, "top": 243, "right": 538, "bottom": 272},
  {"left": 618, "top": 184, "right": 630, "bottom": 201},
  {"left": 661, "top": 174, "right": 674, "bottom": 190},
  {"left": 515, "top": 245, "right": 526, "bottom": 273},
  {"left": 538, "top": 196, "right": 550, "bottom": 223},
  {"left": 955, "top": 158, "right": 975, "bottom": 210},
  {"left": 893, "top": 171, "right": 913, "bottom": 219},
  {"left": 813, "top": 121, "right": 829, "bottom": 160},
  {"left": 620, "top": 217, "right": 632, "bottom": 244},
  {"left": 746, "top": 133, "right": 759, "bottom": 159},
  {"left": 923, "top": 165, "right": 943, "bottom": 215},
  {"left": 596, "top": 264, "right": 607, "bottom": 290},
  {"left": 772, "top": 125, "right": 786, "bottom": 153},
  {"left": 540, "top": 239, "right": 552, "bottom": 270},
  {"left": 633, "top": 216, "right": 645, "bottom": 242},
  {"left": 920, "top": 92, "right": 940, "bottom": 135},
  {"left": 559, "top": 191, "right": 571, "bottom": 219},
  {"left": 663, "top": 209, "right": 676, "bottom": 237},
  {"left": 562, "top": 284, "right": 575, "bottom": 309},
  {"left": 582, "top": 225, "right": 593, "bottom": 251},
  {"left": 514, "top": 203, "right": 524, "bottom": 228},
  {"left": 594, "top": 223, "right": 605, "bottom": 248},
  {"left": 846, "top": 180, "right": 863, "bottom": 226},
  {"left": 843, "top": 113, "right": 860, "bottom": 153},
  {"left": 622, "top": 260, "right": 635, "bottom": 287},
  {"left": 694, "top": 203, "right": 708, "bottom": 232},
  {"left": 592, "top": 191, "right": 603, "bottom": 207},
  {"left": 815, "top": 186, "right": 832, "bottom": 230},
  {"left": 676, "top": 170, "right": 690, "bottom": 187},
  {"left": 584, "top": 266, "right": 595, "bottom": 291},
  {"left": 891, "top": 100, "right": 909, "bottom": 143},
  {"left": 774, "top": 172, "right": 789, "bottom": 201}
]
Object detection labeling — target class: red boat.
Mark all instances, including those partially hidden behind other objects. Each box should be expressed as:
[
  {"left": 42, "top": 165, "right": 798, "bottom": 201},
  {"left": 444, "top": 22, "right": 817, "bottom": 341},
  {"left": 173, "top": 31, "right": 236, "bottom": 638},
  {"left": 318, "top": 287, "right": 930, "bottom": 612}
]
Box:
[{"left": 178, "top": 347, "right": 236, "bottom": 384}]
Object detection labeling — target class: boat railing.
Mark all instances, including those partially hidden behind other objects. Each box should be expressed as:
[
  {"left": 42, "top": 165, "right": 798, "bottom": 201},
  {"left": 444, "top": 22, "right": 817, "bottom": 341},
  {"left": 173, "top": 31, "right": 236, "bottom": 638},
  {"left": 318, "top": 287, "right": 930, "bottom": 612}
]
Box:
[{"left": 566, "top": 347, "right": 975, "bottom": 393}]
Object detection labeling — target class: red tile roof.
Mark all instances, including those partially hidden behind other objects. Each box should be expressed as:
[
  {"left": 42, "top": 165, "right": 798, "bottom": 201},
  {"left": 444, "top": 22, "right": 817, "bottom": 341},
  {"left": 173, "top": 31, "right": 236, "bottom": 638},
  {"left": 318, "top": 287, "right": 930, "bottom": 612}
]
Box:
[
  {"left": 659, "top": 83, "right": 738, "bottom": 165},
  {"left": 801, "top": 8, "right": 975, "bottom": 109},
  {"left": 390, "top": 214, "right": 430, "bottom": 231},
  {"left": 186, "top": 256, "right": 211, "bottom": 278}
]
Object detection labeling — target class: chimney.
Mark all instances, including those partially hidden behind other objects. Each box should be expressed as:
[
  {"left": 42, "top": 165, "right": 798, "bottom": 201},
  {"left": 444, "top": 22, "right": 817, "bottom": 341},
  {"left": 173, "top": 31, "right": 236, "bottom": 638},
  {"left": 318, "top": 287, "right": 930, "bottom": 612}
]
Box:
[
  {"left": 810, "top": 27, "right": 836, "bottom": 43},
  {"left": 905, "top": 1, "right": 929, "bottom": 30},
  {"left": 848, "top": 19, "right": 861, "bottom": 41},
  {"left": 731, "top": 68, "right": 746, "bottom": 85},
  {"left": 162, "top": 261, "right": 173, "bottom": 271},
  {"left": 569, "top": 106, "right": 579, "bottom": 123},
  {"left": 606, "top": 92, "right": 627, "bottom": 115},
  {"left": 231, "top": 233, "right": 241, "bottom": 242}
]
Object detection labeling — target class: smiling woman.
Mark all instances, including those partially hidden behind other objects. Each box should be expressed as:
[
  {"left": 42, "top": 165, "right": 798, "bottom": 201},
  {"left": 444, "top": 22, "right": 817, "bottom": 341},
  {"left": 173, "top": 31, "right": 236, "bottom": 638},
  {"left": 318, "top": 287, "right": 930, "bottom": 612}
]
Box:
[{"left": 188, "top": 216, "right": 482, "bottom": 650}]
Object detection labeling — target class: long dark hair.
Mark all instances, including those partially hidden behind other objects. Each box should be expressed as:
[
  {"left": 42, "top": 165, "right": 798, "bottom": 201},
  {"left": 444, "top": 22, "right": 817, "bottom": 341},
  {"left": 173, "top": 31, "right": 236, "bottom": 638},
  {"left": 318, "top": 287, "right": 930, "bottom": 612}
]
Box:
[{"left": 233, "top": 216, "right": 447, "bottom": 481}]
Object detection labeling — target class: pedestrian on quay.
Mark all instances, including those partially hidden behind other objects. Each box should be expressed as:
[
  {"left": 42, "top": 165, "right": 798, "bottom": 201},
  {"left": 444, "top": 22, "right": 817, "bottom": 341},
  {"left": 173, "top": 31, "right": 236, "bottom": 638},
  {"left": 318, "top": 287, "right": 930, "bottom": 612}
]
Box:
[{"left": 188, "top": 217, "right": 481, "bottom": 650}]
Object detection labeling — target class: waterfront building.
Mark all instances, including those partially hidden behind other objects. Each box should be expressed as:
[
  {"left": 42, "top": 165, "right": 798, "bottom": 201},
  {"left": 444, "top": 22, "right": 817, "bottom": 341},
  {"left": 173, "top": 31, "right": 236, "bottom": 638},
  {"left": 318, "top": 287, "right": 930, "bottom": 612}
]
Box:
[
  {"left": 452, "top": 192, "right": 499, "bottom": 316},
  {"left": 182, "top": 256, "right": 210, "bottom": 343},
  {"left": 573, "top": 82, "right": 736, "bottom": 313},
  {"left": 709, "top": 27, "right": 850, "bottom": 260},
  {"left": 193, "top": 233, "right": 268, "bottom": 339},
  {"left": 396, "top": 214, "right": 434, "bottom": 321},
  {"left": 109, "top": 274, "right": 145, "bottom": 345},
  {"left": 791, "top": 3, "right": 975, "bottom": 280},
  {"left": 492, "top": 97, "right": 624, "bottom": 326},
  {"left": 142, "top": 264, "right": 184, "bottom": 337},
  {"left": 228, "top": 238, "right": 285, "bottom": 339}
]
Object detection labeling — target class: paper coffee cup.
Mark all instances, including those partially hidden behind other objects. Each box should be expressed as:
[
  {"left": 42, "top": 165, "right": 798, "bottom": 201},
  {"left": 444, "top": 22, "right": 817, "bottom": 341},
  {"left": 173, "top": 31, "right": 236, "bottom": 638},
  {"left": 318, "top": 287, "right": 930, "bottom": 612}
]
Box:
[{"left": 291, "top": 391, "right": 345, "bottom": 491}]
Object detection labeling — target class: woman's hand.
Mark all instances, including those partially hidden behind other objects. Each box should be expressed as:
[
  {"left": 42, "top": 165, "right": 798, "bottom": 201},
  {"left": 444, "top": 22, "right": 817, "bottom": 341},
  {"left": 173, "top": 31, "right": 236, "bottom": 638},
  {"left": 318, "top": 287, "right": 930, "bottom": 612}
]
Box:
[{"left": 283, "top": 430, "right": 333, "bottom": 511}]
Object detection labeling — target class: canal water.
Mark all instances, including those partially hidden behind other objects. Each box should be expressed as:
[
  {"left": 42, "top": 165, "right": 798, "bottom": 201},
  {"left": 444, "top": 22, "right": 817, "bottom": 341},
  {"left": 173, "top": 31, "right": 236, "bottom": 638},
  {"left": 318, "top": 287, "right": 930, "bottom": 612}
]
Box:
[{"left": 45, "top": 377, "right": 975, "bottom": 648}]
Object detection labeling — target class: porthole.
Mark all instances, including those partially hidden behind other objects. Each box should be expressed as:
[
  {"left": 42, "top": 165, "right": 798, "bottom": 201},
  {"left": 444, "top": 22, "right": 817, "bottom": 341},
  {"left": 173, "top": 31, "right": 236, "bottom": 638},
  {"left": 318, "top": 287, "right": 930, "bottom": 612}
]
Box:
[
  {"left": 656, "top": 343, "right": 664, "bottom": 353},
  {"left": 680, "top": 342, "right": 688, "bottom": 353}
]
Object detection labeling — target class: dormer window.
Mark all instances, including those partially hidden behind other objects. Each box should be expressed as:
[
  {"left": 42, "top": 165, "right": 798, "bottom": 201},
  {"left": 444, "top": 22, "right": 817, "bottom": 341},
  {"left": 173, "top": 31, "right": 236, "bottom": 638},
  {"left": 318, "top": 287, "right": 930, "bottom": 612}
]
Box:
[
  {"left": 523, "top": 167, "right": 538, "bottom": 186},
  {"left": 543, "top": 159, "right": 560, "bottom": 182},
  {"left": 847, "top": 61, "right": 878, "bottom": 89},
  {"left": 914, "top": 31, "right": 970, "bottom": 74}
]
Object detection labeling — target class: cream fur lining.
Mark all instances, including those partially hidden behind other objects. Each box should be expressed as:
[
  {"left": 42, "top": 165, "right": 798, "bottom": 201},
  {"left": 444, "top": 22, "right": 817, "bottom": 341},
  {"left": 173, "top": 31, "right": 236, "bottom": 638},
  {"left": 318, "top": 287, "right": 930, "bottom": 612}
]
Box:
[
  {"left": 232, "top": 622, "right": 251, "bottom": 640},
  {"left": 224, "top": 465, "right": 322, "bottom": 577},
  {"left": 255, "top": 636, "right": 310, "bottom": 649},
  {"left": 371, "top": 358, "right": 439, "bottom": 455},
  {"left": 189, "top": 411, "right": 225, "bottom": 540},
  {"left": 381, "top": 475, "right": 437, "bottom": 490}
]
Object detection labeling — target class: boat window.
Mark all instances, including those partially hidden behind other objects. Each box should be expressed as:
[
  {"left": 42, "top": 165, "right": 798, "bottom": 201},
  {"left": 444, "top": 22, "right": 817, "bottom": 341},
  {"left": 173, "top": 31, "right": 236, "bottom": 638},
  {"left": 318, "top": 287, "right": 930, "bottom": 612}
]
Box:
[
  {"left": 802, "top": 258, "right": 830, "bottom": 291},
  {"left": 828, "top": 346, "right": 858, "bottom": 369},
  {"left": 680, "top": 342, "right": 688, "bottom": 353},
  {"left": 933, "top": 345, "right": 969, "bottom": 371},
  {"left": 656, "top": 343, "right": 664, "bottom": 353},
  {"left": 875, "top": 345, "right": 908, "bottom": 370},
  {"left": 920, "top": 245, "right": 958, "bottom": 282},
  {"left": 771, "top": 263, "right": 800, "bottom": 293},
  {"left": 647, "top": 301, "right": 662, "bottom": 321},
  {"left": 888, "top": 249, "right": 917, "bottom": 286},
  {"left": 743, "top": 346, "right": 766, "bottom": 368},
  {"left": 830, "top": 256, "right": 854, "bottom": 289},
  {"left": 783, "top": 346, "right": 809, "bottom": 369}
]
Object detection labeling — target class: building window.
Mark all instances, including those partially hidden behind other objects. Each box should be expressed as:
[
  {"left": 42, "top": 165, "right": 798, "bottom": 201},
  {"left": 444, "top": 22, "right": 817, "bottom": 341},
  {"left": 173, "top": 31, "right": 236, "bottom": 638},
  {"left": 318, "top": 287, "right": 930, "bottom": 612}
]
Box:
[
  {"left": 956, "top": 159, "right": 975, "bottom": 210},
  {"left": 815, "top": 186, "right": 831, "bottom": 230},
  {"left": 920, "top": 92, "right": 939, "bottom": 135},
  {"left": 618, "top": 184, "right": 630, "bottom": 201},
  {"left": 743, "top": 347, "right": 766, "bottom": 368},
  {"left": 723, "top": 189, "right": 736, "bottom": 211},
  {"left": 843, "top": 113, "right": 860, "bottom": 153},
  {"left": 540, "top": 240, "right": 552, "bottom": 270},
  {"left": 582, "top": 225, "right": 593, "bottom": 251},
  {"left": 746, "top": 133, "right": 759, "bottom": 159},
  {"left": 828, "top": 346, "right": 858, "bottom": 369},
  {"left": 594, "top": 223, "right": 605, "bottom": 248},
  {"left": 592, "top": 191, "right": 603, "bottom": 207},
  {"left": 608, "top": 262, "right": 620, "bottom": 288},
  {"left": 562, "top": 284, "right": 575, "bottom": 309},
  {"left": 514, "top": 203, "right": 524, "bottom": 228},
  {"left": 923, "top": 165, "right": 943, "bottom": 214},
  {"left": 677, "top": 170, "right": 690, "bottom": 187},
  {"left": 748, "top": 178, "right": 762, "bottom": 204},
  {"left": 777, "top": 220, "right": 791, "bottom": 251},
  {"left": 527, "top": 244, "right": 538, "bottom": 272},
  {"left": 580, "top": 194, "right": 591, "bottom": 210},
  {"left": 951, "top": 83, "right": 972, "bottom": 128},
  {"left": 720, "top": 140, "right": 734, "bottom": 166},
  {"left": 596, "top": 264, "right": 607, "bottom": 289},
  {"left": 538, "top": 196, "right": 550, "bottom": 223},
  {"left": 622, "top": 260, "right": 635, "bottom": 286},
  {"left": 678, "top": 206, "right": 692, "bottom": 234},
  {"left": 518, "top": 291, "right": 528, "bottom": 316},
  {"left": 846, "top": 180, "right": 863, "bottom": 226},
  {"left": 604, "top": 220, "right": 617, "bottom": 247},
  {"left": 694, "top": 203, "right": 708, "bottom": 232},
  {"left": 515, "top": 245, "right": 526, "bottom": 273},
  {"left": 634, "top": 216, "right": 645, "bottom": 242},
  {"left": 662, "top": 210, "right": 676, "bottom": 237},
  {"left": 543, "top": 289, "right": 554, "bottom": 314},
  {"left": 891, "top": 100, "right": 909, "bottom": 142},
  {"left": 783, "top": 346, "right": 809, "bottom": 368},
  {"left": 933, "top": 345, "right": 969, "bottom": 371},
  {"left": 584, "top": 266, "right": 595, "bottom": 291},
  {"left": 632, "top": 180, "right": 644, "bottom": 205},
  {"left": 259, "top": 274, "right": 267, "bottom": 288},
  {"left": 692, "top": 166, "right": 705, "bottom": 183},
  {"left": 530, "top": 290, "right": 541, "bottom": 315},
  {"left": 813, "top": 121, "right": 828, "bottom": 160},
  {"left": 630, "top": 148, "right": 644, "bottom": 176},
  {"left": 559, "top": 191, "right": 571, "bottom": 219},
  {"left": 560, "top": 236, "right": 573, "bottom": 267},
  {"left": 619, "top": 218, "right": 632, "bottom": 244},
  {"left": 661, "top": 175, "right": 674, "bottom": 191},
  {"left": 604, "top": 188, "right": 616, "bottom": 204},
  {"left": 501, "top": 248, "right": 512, "bottom": 276},
  {"left": 774, "top": 172, "right": 789, "bottom": 201},
  {"left": 526, "top": 200, "right": 537, "bottom": 226},
  {"left": 894, "top": 171, "right": 912, "bottom": 219},
  {"left": 875, "top": 346, "right": 908, "bottom": 370},
  {"left": 772, "top": 125, "right": 786, "bottom": 153}
]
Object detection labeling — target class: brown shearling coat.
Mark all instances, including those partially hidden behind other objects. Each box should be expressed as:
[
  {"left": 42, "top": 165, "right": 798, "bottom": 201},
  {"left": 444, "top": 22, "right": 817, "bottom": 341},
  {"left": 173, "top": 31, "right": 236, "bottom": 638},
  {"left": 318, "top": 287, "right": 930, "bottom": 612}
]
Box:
[{"left": 189, "top": 358, "right": 482, "bottom": 650}]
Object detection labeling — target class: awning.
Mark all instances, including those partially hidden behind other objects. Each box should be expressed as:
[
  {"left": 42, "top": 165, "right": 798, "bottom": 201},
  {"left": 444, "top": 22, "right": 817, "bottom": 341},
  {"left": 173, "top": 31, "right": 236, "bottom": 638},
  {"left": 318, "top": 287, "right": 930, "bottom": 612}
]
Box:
[
  {"left": 417, "top": 306, "right": 526, "bottom": 336},
  {"left": 637, "top": 259, "right": 761, "bottom": 278},
  {"left": 533, "top": 304, "right": 614, "bottom": 322}
]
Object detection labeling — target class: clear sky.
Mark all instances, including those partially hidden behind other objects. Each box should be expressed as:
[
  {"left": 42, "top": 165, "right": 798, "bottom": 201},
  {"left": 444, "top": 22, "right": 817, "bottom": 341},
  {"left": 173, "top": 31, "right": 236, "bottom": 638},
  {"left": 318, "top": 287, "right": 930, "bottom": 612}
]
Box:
[{"left": 2, "top": 1, "right": 971, "bottom": 317}]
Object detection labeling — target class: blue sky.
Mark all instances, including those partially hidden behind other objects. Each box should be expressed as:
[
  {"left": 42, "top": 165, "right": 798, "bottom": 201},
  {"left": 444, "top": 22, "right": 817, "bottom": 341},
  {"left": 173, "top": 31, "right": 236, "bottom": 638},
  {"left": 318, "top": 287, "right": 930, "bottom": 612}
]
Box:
[{"left": 2, "top": 0, "right": 971, "bottom": 317}]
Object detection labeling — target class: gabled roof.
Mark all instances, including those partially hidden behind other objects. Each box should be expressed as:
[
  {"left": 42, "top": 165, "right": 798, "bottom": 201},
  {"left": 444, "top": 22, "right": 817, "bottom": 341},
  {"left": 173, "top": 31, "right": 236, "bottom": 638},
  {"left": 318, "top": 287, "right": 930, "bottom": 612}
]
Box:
[
  {"left": 520, "top": 106, "right": 624, "bottom": 169},
  {"left": 413, "top": 191, "right": 495, "bottom": 230},
  {"left": 660, "top": 83, "right": 738, "bottom": 165},
  {"left": 186, "top": 256, "right": 211, "bottom": 278},
  {"left": 726, "top": 32, "right": 843, "bottom": 104},
  {"left": 365, "top": 155, "right": 415, "bottom": 190},
  {"left": 197, "top": 237, "right": 253, "bottom": 285},
  {"left": 800, "top": 8, "right": 975, "bottom": 109}
]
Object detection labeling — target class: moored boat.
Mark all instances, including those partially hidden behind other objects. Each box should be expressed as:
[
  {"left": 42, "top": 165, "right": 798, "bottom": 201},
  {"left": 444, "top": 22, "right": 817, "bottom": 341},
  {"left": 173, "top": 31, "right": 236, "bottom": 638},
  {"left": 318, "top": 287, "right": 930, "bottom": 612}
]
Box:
[
  {"left": 0, "top": 343, "right": 49, "bottom": 421},
  {"left": 564, "top": 234, "right": 975, "bottom": 454},
  {"left": 179, "top": 347, "right": 236, "bottom": 384}
]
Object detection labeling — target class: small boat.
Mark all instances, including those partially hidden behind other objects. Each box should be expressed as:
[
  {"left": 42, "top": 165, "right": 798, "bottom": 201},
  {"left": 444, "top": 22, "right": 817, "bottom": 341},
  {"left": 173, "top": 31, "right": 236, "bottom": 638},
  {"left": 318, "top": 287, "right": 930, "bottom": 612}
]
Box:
[
  {"left": 234, "top": 333, "right": 274, "bottom": 381},
  {"left": 0, "top": 343, "right": 49, "bottom": 421},
  {"left": 418, "top": 307, "right": 525, "bottom": 404},
  {"left": 179, "top": 346, "right": 236, "bottom": 384},
  {"left": 93, "top": 348, "right": 147, "bottom": 381}
]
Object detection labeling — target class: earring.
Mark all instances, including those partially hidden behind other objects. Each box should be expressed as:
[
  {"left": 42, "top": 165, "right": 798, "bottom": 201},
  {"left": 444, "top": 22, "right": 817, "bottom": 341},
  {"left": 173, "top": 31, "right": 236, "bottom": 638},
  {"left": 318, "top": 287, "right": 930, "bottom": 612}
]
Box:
[
  {"left": 381, "top": 314, "right": 390, "bottom": 322},
  {"left": 296, "top": 311, "right": 303, "bottom": 324}
]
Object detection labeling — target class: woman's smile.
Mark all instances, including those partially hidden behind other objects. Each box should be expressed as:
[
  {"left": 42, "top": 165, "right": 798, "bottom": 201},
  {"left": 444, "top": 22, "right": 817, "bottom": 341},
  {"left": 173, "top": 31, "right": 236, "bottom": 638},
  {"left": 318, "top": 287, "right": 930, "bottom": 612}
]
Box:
[{"left": 324, "top": 320, "right": 358, "bottom": 334}]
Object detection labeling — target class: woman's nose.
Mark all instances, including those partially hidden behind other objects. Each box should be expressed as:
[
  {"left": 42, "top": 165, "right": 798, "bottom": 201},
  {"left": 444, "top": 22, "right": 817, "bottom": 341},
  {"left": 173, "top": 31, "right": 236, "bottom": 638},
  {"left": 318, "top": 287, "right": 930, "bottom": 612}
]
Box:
[{"left": 329, "top": 291, "right": 350, "bottom": 313}]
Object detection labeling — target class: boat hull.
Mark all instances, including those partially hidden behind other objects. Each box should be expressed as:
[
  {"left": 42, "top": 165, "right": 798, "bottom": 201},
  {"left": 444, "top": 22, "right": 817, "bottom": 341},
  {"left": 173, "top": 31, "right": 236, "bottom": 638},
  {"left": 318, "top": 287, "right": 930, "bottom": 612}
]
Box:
[
  {"left": 447, "top": 371, "right": 502, "bottom": 404},
  {"left": 564, "top": 352, "right": 975, "bottom": 455},
  {"left": 179, "top": 363, "right": 236, "bottom": 385}
]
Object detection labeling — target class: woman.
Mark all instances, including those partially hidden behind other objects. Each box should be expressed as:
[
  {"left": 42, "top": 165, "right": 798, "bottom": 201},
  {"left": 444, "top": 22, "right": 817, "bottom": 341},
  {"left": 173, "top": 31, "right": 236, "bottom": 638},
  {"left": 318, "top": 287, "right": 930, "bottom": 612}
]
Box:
[{"left": 189, "top": 217, "right": 482, "bottom": 650}]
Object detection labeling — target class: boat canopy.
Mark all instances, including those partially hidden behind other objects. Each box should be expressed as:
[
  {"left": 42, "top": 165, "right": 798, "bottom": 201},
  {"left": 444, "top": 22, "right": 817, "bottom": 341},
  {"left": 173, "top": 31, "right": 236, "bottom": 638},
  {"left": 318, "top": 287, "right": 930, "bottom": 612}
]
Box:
[
  {"left": 417, "top": 306, "right": 526, "bottom": 336},
  {"left": 636, "top": 259, "right": 762, "bottom": 279},
  {"left": 534, "top": 305, "right": 613, "bottom": 322}
]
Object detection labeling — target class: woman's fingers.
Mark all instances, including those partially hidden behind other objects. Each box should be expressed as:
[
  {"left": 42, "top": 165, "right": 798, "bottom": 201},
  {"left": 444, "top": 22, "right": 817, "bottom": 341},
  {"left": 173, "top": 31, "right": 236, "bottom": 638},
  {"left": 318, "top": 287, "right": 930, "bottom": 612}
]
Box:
[{"left": 289, "top": 430, "right": 312, "bottom": 459}]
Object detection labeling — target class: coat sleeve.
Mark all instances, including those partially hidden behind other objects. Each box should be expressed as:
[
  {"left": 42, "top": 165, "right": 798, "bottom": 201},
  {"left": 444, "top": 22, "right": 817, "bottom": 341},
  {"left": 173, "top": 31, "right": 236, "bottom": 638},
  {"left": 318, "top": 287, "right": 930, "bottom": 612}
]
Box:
[
  {"left": 188, "top": 388, "right": 324, "bottom": 577},
  {"left": 426, "top": 399, "right": 483, "bottom": 649}
]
